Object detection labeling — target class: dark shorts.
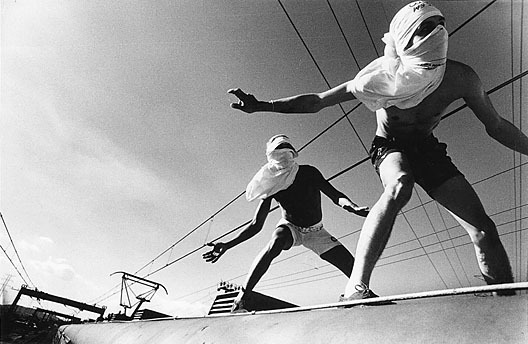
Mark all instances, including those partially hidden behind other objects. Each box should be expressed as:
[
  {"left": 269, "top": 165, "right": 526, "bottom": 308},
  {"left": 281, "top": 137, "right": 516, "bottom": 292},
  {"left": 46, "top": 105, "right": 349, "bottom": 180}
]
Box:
[{"left": 369, "top": 135, "right": 463, "bottom": 195}]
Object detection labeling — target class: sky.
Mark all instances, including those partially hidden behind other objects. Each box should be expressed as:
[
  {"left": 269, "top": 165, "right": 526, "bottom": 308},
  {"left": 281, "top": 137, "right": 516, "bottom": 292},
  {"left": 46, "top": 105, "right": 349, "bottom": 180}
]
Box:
[{"left": 1, "top": 0, "right": 527, "bottom": 320}]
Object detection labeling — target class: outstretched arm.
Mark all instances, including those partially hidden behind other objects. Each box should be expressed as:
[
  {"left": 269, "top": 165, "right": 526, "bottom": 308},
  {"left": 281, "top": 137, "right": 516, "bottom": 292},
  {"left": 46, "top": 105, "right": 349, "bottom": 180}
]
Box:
[
  {"left": 228, "top": 81, "right": 357, "bottom": 114},
  {"left": 464, "top": 66, "right": 528, "bottom": 155},
  {"left": 316, "top": 169, "right": 369, "bottom": 217},
  {"left": 202, "top": 197, "right": 272, "bottom": 263}
]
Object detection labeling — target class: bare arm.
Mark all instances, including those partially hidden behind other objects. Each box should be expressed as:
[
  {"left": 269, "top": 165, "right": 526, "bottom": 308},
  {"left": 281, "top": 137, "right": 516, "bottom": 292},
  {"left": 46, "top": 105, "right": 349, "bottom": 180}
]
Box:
[
  {"left": 203, "top": 197, "right": 272, "bottom": 263},
  {"left": 316, "top": 169, "right": 369, "bottom": 217},
  {"left": 463, "top": 66, "right": 528, "bottom": 155},
  {"left": 227, "top": 81, "right": 357, "bottom": 114}
]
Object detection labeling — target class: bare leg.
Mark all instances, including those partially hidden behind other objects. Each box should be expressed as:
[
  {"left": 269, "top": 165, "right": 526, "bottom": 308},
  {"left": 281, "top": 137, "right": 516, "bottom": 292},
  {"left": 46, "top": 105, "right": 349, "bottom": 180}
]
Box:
[
  {"left": 240, "top": 226, "right": 293, "bottom": 295},
  {"left": 320, "top": 245, "right": 354, "bottom": 277},
  {"left": 344, "top": 152, "right": 414, "bottom": 297},
  {"left": 430, "top": 175, "right": 514, "bottom": 288}
]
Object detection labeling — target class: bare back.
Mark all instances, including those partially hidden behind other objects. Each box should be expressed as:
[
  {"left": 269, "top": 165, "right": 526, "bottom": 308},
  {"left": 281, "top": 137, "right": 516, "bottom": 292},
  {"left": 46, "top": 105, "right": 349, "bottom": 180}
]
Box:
[{"left": 376, "top": 59, "right": 471, "bottom": 141}]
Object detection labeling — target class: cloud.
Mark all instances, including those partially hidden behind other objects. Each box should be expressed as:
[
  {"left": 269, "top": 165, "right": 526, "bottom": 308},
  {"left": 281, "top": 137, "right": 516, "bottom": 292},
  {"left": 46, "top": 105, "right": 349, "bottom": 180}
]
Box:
[
  {"left": 14, "top": 235, "right": 54, "bottom": 255},
  {"left": 32, "top": 257, "right": 76, "bottom": 282},
  {"left": 18, "top": 240, "right": 41, "bottom": 254},
  {"left": 39, "top": 236, "right": 54, "bottom": 245}
]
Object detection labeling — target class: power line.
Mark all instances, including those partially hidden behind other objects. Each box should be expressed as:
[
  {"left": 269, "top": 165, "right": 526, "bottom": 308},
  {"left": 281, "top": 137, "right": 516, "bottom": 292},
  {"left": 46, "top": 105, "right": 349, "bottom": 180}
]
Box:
[
  {"left": 277, "top": 0, "right": 368, "bottom": 153},
  {"left": 355, "top": 0, "right": 379, "bottom": 57},
  {"left": 449, "top": 0, "right": 497, "bottom": 37},
  {"left": 0, "top": 212, "right": 35, "bottom": 288},
  {"left": 0, "top": 243, "right": 29, "bottom": 286},
  {"left": 326, "top": 0, "right": 362, "bottom": 70}
]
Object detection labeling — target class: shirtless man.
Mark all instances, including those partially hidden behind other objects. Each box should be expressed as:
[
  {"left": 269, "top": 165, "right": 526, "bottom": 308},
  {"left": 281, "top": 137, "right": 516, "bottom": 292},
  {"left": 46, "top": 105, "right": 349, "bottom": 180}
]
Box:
[
  {"left": 228, "top": 1, "right": 528, "bottom": 300},
  {"left": 203, "top": 135, "right": 369, "bottom": 311}
]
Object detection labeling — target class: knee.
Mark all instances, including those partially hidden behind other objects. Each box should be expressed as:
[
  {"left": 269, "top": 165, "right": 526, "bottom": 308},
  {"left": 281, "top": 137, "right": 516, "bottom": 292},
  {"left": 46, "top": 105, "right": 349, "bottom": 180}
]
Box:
[
  {"left": 470, "top": 218, "right": 500, "bottom": 248},
  {"left": 383, "top": 174, "right": 414, "bottom": 207},
  {"left": 267, "top": 230, "right": 290, "bottom": 255}
]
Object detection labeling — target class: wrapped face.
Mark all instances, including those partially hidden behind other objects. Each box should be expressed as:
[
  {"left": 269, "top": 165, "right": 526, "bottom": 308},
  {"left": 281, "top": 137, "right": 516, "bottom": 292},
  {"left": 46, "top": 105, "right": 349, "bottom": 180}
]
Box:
[
  {"left": 388, "top": 1, "right": 445, "bottom": 56},
  {"left": 266, "top": 135, "right": 298, "bottom": 159}
]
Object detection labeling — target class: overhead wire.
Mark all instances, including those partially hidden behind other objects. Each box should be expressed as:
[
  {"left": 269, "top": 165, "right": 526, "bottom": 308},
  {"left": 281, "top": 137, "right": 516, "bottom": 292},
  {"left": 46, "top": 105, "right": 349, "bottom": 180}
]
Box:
[
  {"left": 397, "top": 205, "right": 449, "bottom": 288},
  {"left": 448, "top": 0, "right": 497, "bottom": 37},
  {"left": 277, "top": 0, "right": 368, "bottom": 153},
  {"left": 0, "top": 212, "right": 35, "bottom": 288},
  {"left": 355, "top": 0, "right": 380, "bottom": 57},
  {"left": 434, "top": 201, "right": 473, "bottom": 287},
  {"left": 414, "top": 191, "right": 458, "bottom": 287},
  {"left": 0, "top": 243, "right": 29, "bottom": 286},
  {"left": 326, "top": 0, "right": 362, "bottom": 70}
]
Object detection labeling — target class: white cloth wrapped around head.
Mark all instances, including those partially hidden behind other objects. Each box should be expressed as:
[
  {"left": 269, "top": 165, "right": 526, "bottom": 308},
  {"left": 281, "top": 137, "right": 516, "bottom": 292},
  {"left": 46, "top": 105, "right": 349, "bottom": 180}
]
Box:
[
  {"left": 246, "top": 135, "right": 299, "bottom": 201},
  {"left": 347, "top": 1, "right": 448, "bottom": 111}
]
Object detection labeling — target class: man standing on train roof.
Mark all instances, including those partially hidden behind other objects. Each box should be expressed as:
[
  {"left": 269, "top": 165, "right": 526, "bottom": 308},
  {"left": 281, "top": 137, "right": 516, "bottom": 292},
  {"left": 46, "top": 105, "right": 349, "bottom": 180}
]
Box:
[
  {"left": 203, "top": 134, "right": 369, "bottom": 312},
  {"left": 227, "top": 1, "right": 528, "bottom": 300}
]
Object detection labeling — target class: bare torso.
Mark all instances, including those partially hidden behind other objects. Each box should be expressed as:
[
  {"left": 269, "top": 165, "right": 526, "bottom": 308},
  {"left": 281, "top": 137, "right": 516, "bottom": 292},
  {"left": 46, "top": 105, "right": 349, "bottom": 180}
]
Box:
[{"left": 376, "top": 59, "right": 469, "bottom": 142}]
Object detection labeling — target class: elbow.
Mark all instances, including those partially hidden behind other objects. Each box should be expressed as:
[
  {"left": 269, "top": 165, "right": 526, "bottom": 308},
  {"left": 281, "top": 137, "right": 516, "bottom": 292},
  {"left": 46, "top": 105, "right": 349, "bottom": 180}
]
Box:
[
  {"left": 297, "top": 94, "right": 323, "bottom": 113},
  {"left": 248, "top": 220, "right": 263, "bottom": 235},
  {"left": 485, "top": 119, "right": 503, "bottom": 138},
  {"left": 309, "top": 95, "right": 324, "bottom": 113}
]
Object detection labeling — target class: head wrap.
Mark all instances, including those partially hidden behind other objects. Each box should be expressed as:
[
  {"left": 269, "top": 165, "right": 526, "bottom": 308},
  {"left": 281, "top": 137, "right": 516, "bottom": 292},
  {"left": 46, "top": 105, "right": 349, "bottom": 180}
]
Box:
[
  {"left": 246, "top": 135, "right": 299, "bottom": 202},
  {"left": 347, "top": 1, "right": 448, "bottom": 111}
]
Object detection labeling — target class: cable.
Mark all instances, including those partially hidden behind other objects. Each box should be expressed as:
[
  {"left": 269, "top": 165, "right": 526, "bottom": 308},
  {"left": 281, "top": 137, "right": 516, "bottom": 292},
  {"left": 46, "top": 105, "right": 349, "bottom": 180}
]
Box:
[
  {"left": 134, "top": 191, "right": 245, "bottom": 275},
  {"left": 277, "top": 0, "right": 368, "bottom": 153},
  {"left": 0, "top": 212, "right": 35, "bottom": 288},
  {"left": 326, "top": 0, "right": 362, "bottom": 70},
  {"left": 0, "top": 243, "right": 29, "bottom": 286},
  {"left": 448, "top": 0, "right": 497, "bottom": 37},
  {"left": 434, "top": 201, "right": 473, "bottom": 287},
  {"left": 416, "top": 190, "right": 461, "bottom": 287},
  {"left": 355, "top": 0, "right": 379, "bottom": 57}
]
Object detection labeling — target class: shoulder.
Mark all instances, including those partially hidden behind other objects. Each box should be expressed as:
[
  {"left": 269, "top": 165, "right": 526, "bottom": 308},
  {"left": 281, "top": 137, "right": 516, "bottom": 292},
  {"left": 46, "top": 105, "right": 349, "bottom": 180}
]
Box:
[
  {"left": 444, "top": 59, "right": 483, "bottom": 95},
  {"left": 298, "top": 165, "right": 323, "bottom": 177},
  {"left": 299, "top": 164, "right": 319, "bottom": 172},
  {"left": 446, "top": 59, "right": 480, "bottom": 84}
]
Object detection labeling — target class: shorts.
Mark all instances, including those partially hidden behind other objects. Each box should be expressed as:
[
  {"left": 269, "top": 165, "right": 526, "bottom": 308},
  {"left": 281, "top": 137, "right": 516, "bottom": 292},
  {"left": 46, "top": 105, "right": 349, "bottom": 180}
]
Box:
[
  {"left": 369, "top": 135, "right": 463, "bottom": 195},
  {"left": 276, "top": 218, "right": 341, "bottom": 256}
]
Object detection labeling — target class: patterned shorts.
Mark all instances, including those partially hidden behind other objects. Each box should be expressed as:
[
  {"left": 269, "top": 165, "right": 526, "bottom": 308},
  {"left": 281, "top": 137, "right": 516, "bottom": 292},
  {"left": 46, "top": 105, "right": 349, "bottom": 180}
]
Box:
[{"left": 276, "top": 218, "right": 341, "bottom": 256}]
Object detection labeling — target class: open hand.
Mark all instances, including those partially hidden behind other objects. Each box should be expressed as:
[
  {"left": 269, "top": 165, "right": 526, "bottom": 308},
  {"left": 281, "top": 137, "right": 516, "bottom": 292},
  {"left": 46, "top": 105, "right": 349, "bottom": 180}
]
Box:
[
  {"left": 228, "top": 88, "right": 259, "bottom": 113},
  {"left": 202, "top": 242, "right": 228, "bottom": 263},
  {"left": 343, "top": 204, "right": 370, "bottom": 217}
]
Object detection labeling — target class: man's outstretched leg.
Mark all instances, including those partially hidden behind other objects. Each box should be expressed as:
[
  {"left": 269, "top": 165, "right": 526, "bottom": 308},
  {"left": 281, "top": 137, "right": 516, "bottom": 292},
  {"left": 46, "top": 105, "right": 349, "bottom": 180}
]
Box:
[
  {"left": 431, "top": 175, "right": 514, "bottom": 294},
  {"left": 344, "top": 152, "right": 414, "bottom": 299},
  {"left": 233, "top": 226, "right": 293, "bottom": 312}
]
